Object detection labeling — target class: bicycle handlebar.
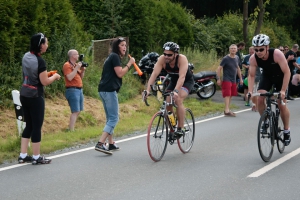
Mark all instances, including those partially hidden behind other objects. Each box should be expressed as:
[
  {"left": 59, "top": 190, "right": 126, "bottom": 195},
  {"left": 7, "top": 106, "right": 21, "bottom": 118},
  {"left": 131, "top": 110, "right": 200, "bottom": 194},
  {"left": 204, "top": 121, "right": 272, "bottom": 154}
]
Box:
[
  {"left": 250, "top": 92, "right": 285, "bottom": 105},
  {"left": 142, "top": 89, "right": 177, "bottom": 107}
]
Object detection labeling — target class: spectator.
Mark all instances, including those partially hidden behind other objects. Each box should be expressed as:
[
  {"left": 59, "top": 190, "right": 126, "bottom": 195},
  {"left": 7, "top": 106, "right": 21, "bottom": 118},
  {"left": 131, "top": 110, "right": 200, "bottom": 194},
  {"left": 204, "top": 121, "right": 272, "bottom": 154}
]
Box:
[
  {"left": 290, "top": 73, "right": 300, "bottom": 97},
  {"left": 95, "top": 37, "right": 135, "bottom": 154},
  {"left": 283, "top": 45, "right": 289, "bottom": 55},
  {"left": 216, "top": 44, "right": 243, "bottom": 117},
  {"left": 236, "top": 42, "right": 246, "bottom": 70},
  {"left": 278, "top": 46, "right": 284, "bottom": 53},
  {"left": 18, "top": 33, "right": 61, "bottom": 165},
  {"left": 285, "top": 44, "right": 300, "bottom": 100},
  {"left": 242, "top": 46, "right": 255, "bottom": 105},
  {"left": 63, "top": 50, "right": 86, "bottom": 131}
]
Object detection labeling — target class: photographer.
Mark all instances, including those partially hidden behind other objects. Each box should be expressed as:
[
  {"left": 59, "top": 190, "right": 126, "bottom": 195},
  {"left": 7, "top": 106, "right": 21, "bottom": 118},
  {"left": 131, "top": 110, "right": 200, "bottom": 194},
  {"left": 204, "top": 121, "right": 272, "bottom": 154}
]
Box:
[{"left": 63, "top": 49, "right": 87, "bottom": 131}]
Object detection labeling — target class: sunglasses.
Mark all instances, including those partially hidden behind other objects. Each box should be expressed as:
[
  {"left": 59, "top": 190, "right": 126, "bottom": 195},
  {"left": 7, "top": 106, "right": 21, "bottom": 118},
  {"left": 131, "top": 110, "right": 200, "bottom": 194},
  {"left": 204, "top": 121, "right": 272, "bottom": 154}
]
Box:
[
  {"left": 38, "top": 33, "right": 45, "bottom": 46},
  {"left": 254, "top": 48, "right": 265, "bottom": 52},
  {"left": 163, "top": 53, "right": 173, "bottom": 57},
  {"left": 118, "top": 37, "right": 125, "bottom": 41},
  {"left": 280, "top": 49, "right": 284, "bottom": 51}
]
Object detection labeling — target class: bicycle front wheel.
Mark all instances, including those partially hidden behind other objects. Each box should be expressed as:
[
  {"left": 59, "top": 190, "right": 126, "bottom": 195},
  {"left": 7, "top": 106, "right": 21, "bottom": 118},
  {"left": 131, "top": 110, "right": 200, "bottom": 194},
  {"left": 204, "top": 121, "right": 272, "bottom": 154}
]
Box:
[
  {"left": 257, "top": 112, "right": 274, "bottom": 162},
  {"left": 276, "top": 113, "right": 285, "bottom": 153},
  {"left": 147, "top": 112, "right": 168, "bottom": 162},
  {"left": 178, "top": 108, "right": 195, "bottom": 153}
]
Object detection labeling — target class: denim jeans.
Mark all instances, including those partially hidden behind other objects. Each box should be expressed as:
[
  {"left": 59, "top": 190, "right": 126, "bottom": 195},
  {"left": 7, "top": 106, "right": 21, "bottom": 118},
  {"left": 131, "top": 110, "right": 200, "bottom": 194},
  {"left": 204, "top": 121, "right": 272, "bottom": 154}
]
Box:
[
  {"left": 99, "top": 91, "right": 119, "bottom": 135},
  {"left": 65, "top": 88, "right": 84, "bottom": 113}
]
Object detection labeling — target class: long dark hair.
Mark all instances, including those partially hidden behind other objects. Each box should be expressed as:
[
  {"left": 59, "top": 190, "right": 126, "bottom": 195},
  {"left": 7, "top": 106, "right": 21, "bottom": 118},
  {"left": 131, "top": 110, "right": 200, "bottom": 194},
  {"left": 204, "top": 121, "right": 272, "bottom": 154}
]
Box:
[
  {"left": 30, "top": 33, "right": 46, "bottom": 55},
  {"left": 111, "top": 37, "right": 126, "bottom": 55}
]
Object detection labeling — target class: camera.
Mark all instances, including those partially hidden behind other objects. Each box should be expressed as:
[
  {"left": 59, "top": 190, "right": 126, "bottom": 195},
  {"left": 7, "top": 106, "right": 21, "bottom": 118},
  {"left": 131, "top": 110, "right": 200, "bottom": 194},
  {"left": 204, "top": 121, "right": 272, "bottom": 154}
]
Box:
[{"left": 79, "top": 54, "right": 88, "bottom": 67}]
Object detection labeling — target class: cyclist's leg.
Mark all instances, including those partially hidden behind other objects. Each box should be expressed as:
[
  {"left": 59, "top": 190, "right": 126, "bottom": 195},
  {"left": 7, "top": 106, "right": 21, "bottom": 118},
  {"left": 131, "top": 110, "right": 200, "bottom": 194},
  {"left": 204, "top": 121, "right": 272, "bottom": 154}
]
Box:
[
  {"left": 165, "top": 81, "right": 176, "bottom": 113},
  {"left": 175, "top": 79, "right": 193, "bottom": 133},
  {"left": 257, "top": 75, "right": 272, "bottom": 115},
  {"left": 275, "top": 82, "right": 291, "bottom": 145}
]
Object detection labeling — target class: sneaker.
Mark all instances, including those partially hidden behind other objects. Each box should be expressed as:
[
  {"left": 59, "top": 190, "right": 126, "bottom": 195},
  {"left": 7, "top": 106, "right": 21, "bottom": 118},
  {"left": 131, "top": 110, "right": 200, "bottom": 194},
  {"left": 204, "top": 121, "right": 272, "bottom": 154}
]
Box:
[
  {"left": 224, "top": 111, "right": 236, "bottom": 117},
  {"left": 95, "top": 142, "right": 112, "bottom": 155},
  {"left": 108, "top": 142, "right": 120, "bottom": 151},
  {"left": 284, "top": 131, "right": 291, "bottom": 146},
  {"left": 174, "top": 129, "right": 185, "bottom": 138},
  {"left": 245, "top": 102, "right": 250, "bottom": 106},
  {"left": 18, "top": 155, "right": 32, "bottom": 164},
  {"left": 32, "top": 156, "right": 51, "bottom": 165}
]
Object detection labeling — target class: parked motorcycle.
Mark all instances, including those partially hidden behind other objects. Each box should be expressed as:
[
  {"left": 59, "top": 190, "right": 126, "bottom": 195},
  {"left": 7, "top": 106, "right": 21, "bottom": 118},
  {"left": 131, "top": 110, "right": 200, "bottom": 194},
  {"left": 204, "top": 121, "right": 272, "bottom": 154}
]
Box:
[
  {"left": 156, "top": 63, "right": 217, "bottom": 99},
  {"left": 134, "top": 52, "right": 217, "bottom": 99}
]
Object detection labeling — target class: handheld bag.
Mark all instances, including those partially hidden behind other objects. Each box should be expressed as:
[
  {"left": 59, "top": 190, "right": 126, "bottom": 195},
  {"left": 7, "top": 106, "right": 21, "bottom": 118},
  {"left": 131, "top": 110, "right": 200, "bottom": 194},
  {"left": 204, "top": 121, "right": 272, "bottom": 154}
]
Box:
[{"left": 20, "top": 76, "right": 38, "bottom": 98}]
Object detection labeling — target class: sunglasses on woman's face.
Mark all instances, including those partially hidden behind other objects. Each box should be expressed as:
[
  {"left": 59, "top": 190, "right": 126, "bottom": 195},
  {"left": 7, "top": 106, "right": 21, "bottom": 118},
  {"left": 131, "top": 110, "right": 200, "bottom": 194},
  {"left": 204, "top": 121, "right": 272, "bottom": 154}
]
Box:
[{"left": 254, "top": 48, "right": 265, "bottom": 52}]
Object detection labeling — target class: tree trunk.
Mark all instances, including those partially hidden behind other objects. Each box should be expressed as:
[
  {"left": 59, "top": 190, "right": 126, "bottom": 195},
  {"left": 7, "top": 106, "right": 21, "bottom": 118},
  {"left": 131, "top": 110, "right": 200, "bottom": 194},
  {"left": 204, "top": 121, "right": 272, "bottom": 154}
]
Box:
[
  {"left": 254, "top": 0, "right": 265, "bottom": 35},
  {"left": 243, "top": 0, "right": 249, "bottom": 44}
]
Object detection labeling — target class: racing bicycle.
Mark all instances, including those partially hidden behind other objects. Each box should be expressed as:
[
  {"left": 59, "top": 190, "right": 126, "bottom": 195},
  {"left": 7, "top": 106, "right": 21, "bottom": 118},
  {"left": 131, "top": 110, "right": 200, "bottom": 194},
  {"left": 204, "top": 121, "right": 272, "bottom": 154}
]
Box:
[
  {"left": 143, "top": 90, "right": 195, "bottom": 162},
  {"left": 252, "top": 92, "right": 285, "bottom": 162}
]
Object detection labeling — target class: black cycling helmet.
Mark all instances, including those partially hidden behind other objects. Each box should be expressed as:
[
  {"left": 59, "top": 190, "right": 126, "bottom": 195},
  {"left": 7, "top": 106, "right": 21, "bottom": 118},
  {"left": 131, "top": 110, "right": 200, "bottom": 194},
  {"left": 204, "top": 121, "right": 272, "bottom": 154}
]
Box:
[
  {"left": 163, "top": 42, "right": 180, "bottom": 53},
  {"left": 252, "top": 34, "right": 270, "bottom": 46}
]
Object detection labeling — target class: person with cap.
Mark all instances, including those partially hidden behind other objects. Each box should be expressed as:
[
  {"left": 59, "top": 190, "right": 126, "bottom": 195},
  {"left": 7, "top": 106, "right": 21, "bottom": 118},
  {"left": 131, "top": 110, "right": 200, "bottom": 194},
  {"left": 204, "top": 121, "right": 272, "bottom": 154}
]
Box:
[
  {"left": 248, "top": 34, "right": 291, "bottom": 146},
  {"left": 285, "top": 44, "right": 300, "bottom": 100},
  {"left": 144, "top": 41, "right": 194, "bottom": 137}
]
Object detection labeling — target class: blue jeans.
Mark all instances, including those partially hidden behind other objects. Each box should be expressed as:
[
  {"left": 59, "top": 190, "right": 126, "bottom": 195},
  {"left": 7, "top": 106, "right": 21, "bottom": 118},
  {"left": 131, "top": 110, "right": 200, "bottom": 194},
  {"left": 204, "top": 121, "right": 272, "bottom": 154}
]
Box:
[
  {"left": 65, "top": 88, "right": 84, "bottom": 113},
  {"left": 99, "top": 91, "right": 119, "bottom": 135}
]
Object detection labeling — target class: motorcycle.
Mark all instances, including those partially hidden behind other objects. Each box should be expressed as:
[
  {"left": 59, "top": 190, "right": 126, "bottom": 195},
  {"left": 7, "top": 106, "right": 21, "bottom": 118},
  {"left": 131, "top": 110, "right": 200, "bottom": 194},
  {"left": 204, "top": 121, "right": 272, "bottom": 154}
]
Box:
[{"left": 134, "top": 52, "right": 217, "bottom": 99}]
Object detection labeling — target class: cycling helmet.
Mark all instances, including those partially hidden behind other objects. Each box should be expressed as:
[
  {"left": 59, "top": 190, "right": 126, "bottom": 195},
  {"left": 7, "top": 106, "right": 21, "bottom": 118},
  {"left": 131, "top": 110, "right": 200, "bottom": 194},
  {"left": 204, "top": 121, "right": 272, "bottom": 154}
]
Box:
[
  {"left": 163, "top": 42, "right": 179, "bottom": 53},
  {"left": 252, "top": 34, "right": 270, "bottom": 46}
]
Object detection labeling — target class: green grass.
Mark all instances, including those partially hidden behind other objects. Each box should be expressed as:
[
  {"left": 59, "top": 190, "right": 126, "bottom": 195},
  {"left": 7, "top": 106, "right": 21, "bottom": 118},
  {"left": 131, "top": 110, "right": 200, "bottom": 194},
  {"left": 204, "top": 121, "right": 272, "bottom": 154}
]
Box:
[{"left": 0, "top": 49, "right": 232, "bottom": 164}]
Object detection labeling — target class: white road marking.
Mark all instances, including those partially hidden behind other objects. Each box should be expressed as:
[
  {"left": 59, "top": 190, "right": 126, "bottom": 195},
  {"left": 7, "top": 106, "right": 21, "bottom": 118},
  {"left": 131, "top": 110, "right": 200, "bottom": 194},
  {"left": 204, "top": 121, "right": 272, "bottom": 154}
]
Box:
[
  {"left": 0, "top": 107, "right": 293, "bottom": 174},
  {"left": 248, "top": 147, "right": 300, "bottom": 178}
]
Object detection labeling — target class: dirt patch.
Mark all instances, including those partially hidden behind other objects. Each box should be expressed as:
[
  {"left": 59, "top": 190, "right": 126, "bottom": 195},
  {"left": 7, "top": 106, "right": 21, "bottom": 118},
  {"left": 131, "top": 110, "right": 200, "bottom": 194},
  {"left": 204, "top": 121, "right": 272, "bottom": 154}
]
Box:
[{"left": 0, "top": 96, "right": 106, "bottom": 138}]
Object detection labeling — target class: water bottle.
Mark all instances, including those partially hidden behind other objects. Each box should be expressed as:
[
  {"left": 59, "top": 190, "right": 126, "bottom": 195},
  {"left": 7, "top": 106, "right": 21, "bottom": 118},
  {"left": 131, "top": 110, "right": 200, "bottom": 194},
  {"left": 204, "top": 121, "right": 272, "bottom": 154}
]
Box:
[{"left": 168, "top": 111, "right": 176, "bottom": 126}]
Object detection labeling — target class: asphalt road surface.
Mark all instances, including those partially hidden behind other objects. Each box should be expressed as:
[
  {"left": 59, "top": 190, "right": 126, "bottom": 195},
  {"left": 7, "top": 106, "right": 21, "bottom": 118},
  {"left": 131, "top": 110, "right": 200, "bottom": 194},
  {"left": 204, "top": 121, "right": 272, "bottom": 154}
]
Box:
[{"left": 1, "top": 91, "right": 300, "bottom": 200}]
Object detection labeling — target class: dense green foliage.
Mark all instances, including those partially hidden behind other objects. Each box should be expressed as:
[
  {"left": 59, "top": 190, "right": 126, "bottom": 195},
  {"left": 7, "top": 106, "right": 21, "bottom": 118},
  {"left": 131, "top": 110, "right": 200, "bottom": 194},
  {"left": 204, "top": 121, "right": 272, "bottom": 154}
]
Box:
[{"left": 0, "top": 0, "right": 296, "bottom": 107}]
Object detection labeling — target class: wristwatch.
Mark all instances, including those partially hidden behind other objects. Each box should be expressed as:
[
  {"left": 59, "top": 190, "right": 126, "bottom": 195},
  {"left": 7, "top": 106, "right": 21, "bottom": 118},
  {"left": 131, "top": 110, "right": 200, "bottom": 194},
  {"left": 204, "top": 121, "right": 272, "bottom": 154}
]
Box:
[{"left": 174, "top": 89, "right": 179, "bottom": 94}]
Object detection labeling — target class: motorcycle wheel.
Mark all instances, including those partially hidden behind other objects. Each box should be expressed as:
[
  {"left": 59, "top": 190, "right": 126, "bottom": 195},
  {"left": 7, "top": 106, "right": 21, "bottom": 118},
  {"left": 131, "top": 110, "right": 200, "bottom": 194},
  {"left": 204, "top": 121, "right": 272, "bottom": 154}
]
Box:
[{"left": 196, "top": 82, "right": 216, "bottom": 99}]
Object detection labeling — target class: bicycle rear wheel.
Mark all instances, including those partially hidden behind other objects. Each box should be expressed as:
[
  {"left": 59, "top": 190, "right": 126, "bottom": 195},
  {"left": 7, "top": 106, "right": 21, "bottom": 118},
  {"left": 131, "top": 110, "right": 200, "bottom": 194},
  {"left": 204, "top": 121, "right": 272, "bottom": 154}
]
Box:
[
  {"left": 257, "top": 112, "right": 274, "bottom": 162},
  {"left": 147, "top": 112, "right": 168, "bottom": 162},
  {"left": 276, "top": 113, "right": 285, "bottom": 153},
  {"left": 178, "top": 108, "right": 195, "bottom": 153}
]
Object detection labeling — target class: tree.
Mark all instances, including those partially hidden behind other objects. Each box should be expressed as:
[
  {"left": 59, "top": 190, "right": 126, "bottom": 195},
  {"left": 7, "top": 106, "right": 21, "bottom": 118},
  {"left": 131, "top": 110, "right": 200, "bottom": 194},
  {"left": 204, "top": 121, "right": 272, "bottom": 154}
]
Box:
[{"left": 243, "top": 0, "right": 249, "bottom": 44}]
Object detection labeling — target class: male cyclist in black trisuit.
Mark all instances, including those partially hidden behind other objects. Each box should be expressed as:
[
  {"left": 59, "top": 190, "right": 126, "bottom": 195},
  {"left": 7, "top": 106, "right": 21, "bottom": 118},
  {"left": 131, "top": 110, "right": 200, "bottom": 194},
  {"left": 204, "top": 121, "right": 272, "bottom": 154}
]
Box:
[
  {"left": 144, "top": 42, "right": 194, "bottom": 137},
  {"left": 248, "top": 34, "right": 291, "bottom": 146}
]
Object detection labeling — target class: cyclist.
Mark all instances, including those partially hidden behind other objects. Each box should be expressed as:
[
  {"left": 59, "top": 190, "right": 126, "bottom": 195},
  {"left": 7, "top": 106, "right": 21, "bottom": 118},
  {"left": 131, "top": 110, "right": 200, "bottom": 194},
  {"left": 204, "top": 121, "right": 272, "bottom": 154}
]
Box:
[
  {"left": 248, "top": 34, "right": 291, "bottom": 146},
  {"left": 144, "top": 42, "right": 194, "bottom": 137}
]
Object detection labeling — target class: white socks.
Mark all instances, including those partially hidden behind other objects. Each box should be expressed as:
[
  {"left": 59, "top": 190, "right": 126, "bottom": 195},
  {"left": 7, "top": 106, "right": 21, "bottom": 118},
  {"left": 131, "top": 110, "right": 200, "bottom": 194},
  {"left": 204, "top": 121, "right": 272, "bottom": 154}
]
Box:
[
  {"left": 20, "top": 153, "right": 27, "bottom": 159},
  {"left": 33, "top": 155, "right": 40, "bottom": 160}
]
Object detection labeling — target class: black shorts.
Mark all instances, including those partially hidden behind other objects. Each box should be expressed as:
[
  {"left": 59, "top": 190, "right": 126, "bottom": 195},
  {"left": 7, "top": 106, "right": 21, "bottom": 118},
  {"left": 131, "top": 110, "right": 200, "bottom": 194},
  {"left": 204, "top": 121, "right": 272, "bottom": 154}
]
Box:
[
  {"left": 258, "top": 74, "right": 284, "bottom": 92},
  {"left": 166, "top": 78, "right": 194, "bottom": 94}
]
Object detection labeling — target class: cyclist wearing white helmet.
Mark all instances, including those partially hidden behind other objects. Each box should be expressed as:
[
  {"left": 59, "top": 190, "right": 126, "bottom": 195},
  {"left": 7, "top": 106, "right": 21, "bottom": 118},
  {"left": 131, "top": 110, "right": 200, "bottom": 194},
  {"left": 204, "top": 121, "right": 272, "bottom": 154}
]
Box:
[
  {"left": 248, "top": 34, "right": 291, "bottom": 146},
  {"left": 145, "top": 41, "right": 194, "bottom": 137}
]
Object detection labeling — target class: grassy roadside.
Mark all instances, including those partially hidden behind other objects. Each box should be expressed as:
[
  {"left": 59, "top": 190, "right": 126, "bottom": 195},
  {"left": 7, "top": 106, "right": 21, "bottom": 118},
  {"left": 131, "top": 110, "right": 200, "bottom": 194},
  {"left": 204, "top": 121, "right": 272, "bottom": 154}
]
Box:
[{"left": 0, "top": 48, "right": 231, "bottom": 164}]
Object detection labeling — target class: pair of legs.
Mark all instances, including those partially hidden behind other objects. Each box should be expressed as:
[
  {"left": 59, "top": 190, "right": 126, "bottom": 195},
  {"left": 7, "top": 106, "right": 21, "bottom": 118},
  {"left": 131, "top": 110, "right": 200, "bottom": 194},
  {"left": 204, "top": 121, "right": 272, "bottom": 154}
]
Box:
[
  {"left": 65, "top": 88, "right": 84, "bottom": 131},
  {"left": 257, "top": 75, "right": 290, "bottom": 130},
  {"left": 165, "top": 79, "right": 194, "bottom": 129},
  {"left": 20, "top": 96, "right": 44, "bottom": 156},
  {"left": 98, "top": 91, "right": 119, "bottom": 144},
  {"left": 222, "top": 81, "right": 237, "bottom": 113},
  {"left": 256, "top": 89, "right": 290, "bottom": 130}
]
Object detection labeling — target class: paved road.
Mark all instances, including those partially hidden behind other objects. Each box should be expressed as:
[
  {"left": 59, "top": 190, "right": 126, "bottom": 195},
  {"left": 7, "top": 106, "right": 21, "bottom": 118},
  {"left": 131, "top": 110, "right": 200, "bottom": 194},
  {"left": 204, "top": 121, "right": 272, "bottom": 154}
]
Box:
[{"left": 1, "top": 92, "right": 300, "bottom": 200}]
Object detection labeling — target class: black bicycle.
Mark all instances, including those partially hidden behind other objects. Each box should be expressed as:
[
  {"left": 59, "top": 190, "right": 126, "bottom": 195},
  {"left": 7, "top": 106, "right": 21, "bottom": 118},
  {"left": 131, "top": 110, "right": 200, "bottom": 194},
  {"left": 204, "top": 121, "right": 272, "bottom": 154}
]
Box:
[
  {"left": 143, "top": 90, "right": 195, "bottom": 162},
  {"left": 252, "top": 92, "right": 285, "bottom": 162}
]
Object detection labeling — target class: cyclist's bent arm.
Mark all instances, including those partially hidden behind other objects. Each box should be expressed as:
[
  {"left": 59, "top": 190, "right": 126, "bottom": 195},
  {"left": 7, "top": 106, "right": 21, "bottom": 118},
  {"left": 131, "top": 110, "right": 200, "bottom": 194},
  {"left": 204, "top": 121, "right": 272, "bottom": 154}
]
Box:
[
  {"left": 174, "top": 54, "right": 188, "bottom": 91},
  {"left": 146, "top": 55, "right": 164, "bottom": 93},
  {"left": 274, "top": 49, "right": 291, "bottom": 93},
  {"left": 248, "top": 54, "right": 257, "bottom": 94}
]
